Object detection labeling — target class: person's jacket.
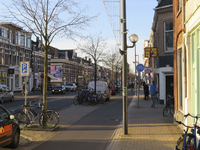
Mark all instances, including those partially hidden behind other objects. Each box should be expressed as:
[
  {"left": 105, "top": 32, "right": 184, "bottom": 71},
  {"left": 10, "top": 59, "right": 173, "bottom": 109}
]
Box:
[{"left": 150, "top": 84, "right": 156, "bottom": 95}]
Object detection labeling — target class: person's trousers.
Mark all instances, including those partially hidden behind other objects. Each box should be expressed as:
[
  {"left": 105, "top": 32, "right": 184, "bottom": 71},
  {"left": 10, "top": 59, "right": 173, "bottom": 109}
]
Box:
[{"left": 151, "top": 94, "right": 156, "bottom": 107}]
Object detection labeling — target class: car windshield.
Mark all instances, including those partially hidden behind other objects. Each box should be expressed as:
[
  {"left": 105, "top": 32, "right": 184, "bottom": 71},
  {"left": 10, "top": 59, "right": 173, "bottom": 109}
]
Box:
[
  {"left": 66, "top": 84, "right": 73, "bottom": 86},
  {"left": 55, "top": 85, "right": 62, "bottom": 88}
]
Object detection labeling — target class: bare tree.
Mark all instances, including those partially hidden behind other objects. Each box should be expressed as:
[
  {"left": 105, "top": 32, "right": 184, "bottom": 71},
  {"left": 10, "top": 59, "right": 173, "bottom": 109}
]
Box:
[
  {"left": 102, "top": 48, "right": 122, "bottom": 88},
  {"left": 2, "top": 0, "right": 97, "bottom": 127},
  {"left": 77, "top": 33, "right": 107, "bottom": 94}
]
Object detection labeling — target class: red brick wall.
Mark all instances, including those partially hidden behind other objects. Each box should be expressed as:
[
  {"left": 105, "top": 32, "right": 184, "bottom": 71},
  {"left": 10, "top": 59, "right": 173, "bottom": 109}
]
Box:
[{"left": 173, "top": 0, "right": 183, "bottom": 111}]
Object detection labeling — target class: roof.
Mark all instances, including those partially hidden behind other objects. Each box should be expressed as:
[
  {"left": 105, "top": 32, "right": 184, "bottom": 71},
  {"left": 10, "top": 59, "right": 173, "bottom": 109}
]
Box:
[
  {"left": 58, "top": 49, "right": 74, "bottom": 60},
  {"left": 156, "top": 0, "right": 172, "bottom": 8}
]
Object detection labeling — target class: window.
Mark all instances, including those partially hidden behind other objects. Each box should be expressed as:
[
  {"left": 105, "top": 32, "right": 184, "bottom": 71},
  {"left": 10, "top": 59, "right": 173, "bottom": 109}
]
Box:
[
  {"left": 178, "top": 0, "right": 182, "bottom": 12},
  {"left": 9, "top": 51, "right": 12, "bottom": 65},
  {"left": 164, "top": 22, "right": 173, "bottom": 52},
  {"left": 0, "top": 107, "right": 9, "bottom": 120},
  {"left": 26, "top": 34, "right": 31, "bottom": 48},
  {"left": 21, "top": 33, "right": 25, "bottom": 47},
  {"left": 18, "top": 32, "right": 21, "bottom": 46},
  {"left": 15, "top": 32, "right": 18, "bottom": 45},
  {"left": 15, "top": 74, "right": 19, "bottom": 88},
  {"left": 178, "top": 49, "right": 182, "bottom": 110},
  {"left": 2, "top": 49, "right": 4, "bottom": 65},
  {"left": 9, "top": 30, "right": 13, "bottom": 44},
  {"left": 16, "top": 52, "right": 19, "bottom": 65}
]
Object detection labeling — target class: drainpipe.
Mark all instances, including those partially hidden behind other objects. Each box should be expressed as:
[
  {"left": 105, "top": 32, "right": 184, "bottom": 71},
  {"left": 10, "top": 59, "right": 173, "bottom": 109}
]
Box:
[{"left": 182, "top": 0, "right": 186, "bottom": 114}]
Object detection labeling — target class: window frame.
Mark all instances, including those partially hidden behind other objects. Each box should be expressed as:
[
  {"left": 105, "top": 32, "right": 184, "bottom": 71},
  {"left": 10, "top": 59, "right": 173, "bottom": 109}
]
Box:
[{"left": 164, "top": 21, "right": 173, "bottom": 52}]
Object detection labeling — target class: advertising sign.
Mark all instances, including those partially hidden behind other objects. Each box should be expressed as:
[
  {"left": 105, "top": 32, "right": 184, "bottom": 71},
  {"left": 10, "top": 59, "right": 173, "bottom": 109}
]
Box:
[{"left": 51, "top": 65, "right": 62, "bottom": 78}]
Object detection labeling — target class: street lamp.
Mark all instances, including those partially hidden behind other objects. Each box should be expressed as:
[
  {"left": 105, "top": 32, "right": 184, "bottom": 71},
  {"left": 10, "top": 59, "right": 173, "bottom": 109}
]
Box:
[
  {"left": 129, "top": 34, "right": 139, "bottom": 96},
  {"left": 121, "top": 0, "right": 139, "bottom": 135}
]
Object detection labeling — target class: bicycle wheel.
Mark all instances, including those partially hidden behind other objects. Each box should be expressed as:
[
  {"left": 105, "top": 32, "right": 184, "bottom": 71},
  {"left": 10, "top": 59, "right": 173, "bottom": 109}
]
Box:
[
  {"left": 14, "top": 112, "right": 29, "bottom": 129},
  {"left": 73, "top": 96, "right": 79, "bottom": 105},
  {"left": 163, "top": 105, "right": 170, "bottom": 117},
  {"left": 39, "top": 111, "right": 59, "bottom": 129}
]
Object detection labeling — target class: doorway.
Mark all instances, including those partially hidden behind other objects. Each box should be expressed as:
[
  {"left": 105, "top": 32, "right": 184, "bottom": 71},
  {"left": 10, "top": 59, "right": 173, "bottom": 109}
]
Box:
[{"left": 166, "top": 75, "right": 174, "bottom": 99}]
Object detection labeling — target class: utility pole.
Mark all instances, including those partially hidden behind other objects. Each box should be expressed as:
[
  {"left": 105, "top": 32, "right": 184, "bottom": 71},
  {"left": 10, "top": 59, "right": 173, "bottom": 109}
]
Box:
[{"left": 122, "top": 0, "right": 128, "bottom": 135}]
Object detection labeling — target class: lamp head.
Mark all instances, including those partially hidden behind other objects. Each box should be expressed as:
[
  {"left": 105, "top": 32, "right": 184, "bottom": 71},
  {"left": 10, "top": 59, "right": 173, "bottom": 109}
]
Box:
[{"left": 129, "top": 34, "right": 139, "bottom": 43}]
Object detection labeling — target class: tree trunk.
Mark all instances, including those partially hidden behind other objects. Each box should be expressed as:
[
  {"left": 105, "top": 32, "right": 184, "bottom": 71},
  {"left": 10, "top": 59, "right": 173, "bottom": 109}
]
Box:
[
  {"left": 94, "top": 60, "right": 97, "bottom": 95},
  {"left": 42, "top": 43, "right": 48, "bottom": 128}
]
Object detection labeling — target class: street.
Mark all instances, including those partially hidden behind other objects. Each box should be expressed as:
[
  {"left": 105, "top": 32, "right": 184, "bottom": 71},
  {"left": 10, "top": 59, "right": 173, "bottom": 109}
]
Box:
[{"left": 1, "top": 90, "right": 134, "bottom": 150}]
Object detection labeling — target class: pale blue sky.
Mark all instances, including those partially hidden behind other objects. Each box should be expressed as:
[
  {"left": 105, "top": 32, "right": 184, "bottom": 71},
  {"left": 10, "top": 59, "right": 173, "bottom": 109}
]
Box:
[{"left": 0, "top": 0, "right": 158, "bottom": 73}]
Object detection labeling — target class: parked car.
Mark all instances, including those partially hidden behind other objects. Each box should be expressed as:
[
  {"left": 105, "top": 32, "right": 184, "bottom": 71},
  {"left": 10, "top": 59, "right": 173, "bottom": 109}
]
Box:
[
  {"left": 64, "top": 83, "right": 77, "bottom": 92},
  {"left": 52, "top": 85, "right": 66, "bottom": 94},
  {"left": 88, "top": 81, "right": 110, "bottom": 101},
  {"left": 0, "top": 84, "right": 14, "bottom": 104},
  {"left": 0, "top": 105, "right": 20, "bottom": 148}
]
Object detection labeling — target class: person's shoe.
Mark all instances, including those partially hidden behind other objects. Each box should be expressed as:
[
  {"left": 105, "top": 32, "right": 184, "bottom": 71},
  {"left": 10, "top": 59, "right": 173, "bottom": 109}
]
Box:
[{"left": 151, "top": 104, "right": 153, "bottom": 107}]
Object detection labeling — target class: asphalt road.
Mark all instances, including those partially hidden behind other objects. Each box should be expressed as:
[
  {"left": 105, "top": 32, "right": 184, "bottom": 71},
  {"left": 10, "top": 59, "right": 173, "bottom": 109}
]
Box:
[{"left": 31, "top": 90, "right": 134, "bottom": 150}]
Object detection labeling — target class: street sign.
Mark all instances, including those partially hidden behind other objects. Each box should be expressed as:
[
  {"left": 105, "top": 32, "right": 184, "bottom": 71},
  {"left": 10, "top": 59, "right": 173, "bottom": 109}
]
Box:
[
  {"left": 20, "top": 61, "right": 30, "bottom": 76},
  {"left": 136, "top": 64, "right": 145, "bottom": 72},
  {"left": 144, "top": 47, "right": 158, "bottom": 57}
]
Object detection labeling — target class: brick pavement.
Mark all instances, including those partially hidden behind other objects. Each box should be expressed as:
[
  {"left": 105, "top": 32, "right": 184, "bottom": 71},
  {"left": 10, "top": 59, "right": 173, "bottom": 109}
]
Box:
[{"left": 106, "top": 89, "right": 182, "bottom": 150}]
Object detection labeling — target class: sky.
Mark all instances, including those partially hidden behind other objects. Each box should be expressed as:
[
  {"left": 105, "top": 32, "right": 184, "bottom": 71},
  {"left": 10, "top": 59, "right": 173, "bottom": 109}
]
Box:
[{"left": 0, "top": 0, "right": 158, "bottom": 74}]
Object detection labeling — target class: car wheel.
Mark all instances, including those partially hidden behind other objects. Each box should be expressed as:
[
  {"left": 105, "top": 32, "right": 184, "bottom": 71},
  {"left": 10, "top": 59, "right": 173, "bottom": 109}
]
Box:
[
  {"left": 9, "top": 129, "right": 20, "bottom": 148},
  {"left": 1, "top": 98, "right": 4, "bottom": 104},
  {"left": 10, "top": 97, "right": 14, "bottom": 102},
  {"left": 52, "top": 93, "right": 54, "bottom": 95}
]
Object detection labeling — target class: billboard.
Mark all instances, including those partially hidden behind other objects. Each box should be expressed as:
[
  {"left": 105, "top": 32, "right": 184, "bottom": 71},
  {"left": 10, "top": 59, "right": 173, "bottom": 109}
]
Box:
[{"left": 51, "top": 66, "right": 62, "bottom": 78}]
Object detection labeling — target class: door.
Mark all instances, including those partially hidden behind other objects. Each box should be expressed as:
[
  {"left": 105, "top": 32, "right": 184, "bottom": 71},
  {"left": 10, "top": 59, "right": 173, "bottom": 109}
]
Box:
[{"left": 166, "top": 75, "right": 174, "bottom": 98}]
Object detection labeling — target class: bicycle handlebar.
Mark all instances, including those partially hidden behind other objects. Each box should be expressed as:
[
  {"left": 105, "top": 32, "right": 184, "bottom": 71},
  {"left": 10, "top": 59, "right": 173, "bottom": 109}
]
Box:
[{"left": 175, "top": 120, "right": 193, "bottom": 128}]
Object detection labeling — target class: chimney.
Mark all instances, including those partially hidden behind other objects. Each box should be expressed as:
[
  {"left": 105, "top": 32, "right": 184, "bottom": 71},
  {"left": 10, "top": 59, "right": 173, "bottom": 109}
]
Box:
[{"left": 157, "top": 0, "right": 162, "bottom": 4}]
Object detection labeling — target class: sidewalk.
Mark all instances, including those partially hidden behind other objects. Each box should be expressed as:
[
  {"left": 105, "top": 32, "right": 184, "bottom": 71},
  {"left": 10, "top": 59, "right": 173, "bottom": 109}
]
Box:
[{"left": 106, "top": 89, "right": 182, "bottom": 150}]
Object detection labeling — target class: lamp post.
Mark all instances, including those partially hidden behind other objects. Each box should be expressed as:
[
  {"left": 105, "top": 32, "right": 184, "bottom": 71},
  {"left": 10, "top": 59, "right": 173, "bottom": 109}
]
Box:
[{"left": 121, "top": 0, "right": 138, "bottom": 135}]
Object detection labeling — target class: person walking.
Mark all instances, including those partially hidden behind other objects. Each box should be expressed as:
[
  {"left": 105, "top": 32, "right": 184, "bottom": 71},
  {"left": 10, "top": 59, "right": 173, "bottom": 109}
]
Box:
[
  {"left": 144, "top": 83, "right": 149, "bottom": 100},
  {"left": 150, "top": 81, "right": 157, "bottom": 108}
]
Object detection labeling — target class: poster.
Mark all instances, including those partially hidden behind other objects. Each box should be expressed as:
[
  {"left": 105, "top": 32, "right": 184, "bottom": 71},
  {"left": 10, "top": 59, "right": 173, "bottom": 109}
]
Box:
[{"left": 51, "top": 65, "right": 62, "bottom": 78}]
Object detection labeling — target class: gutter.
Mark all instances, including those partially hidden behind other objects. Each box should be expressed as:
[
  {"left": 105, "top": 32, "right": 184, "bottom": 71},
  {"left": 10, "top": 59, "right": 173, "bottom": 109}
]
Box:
[{"left": 153, "top": 4, "right": 173, "bottom": 10}]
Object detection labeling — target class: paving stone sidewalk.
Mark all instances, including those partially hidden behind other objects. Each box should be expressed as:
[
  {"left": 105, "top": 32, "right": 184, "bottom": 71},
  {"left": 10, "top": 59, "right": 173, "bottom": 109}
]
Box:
[{"left": 106, "top": 89, "right": 182, "bottom": 150}]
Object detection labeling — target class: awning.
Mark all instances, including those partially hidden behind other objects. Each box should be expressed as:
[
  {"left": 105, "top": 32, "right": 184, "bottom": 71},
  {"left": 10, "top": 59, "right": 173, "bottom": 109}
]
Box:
[{"left": 48, "top": 74, "right": 58, "bottom": 80}]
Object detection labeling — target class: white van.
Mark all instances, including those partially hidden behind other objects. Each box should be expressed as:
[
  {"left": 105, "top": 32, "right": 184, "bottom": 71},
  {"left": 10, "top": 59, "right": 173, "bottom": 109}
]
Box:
[{"left": 88, "top": 81, "right": 110, "bottom": 101}]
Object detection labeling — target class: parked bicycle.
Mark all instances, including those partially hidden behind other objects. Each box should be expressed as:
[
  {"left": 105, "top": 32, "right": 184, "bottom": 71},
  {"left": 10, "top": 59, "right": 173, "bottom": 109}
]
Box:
[
  {"left": 13, "top": 99, "right": 59, "bottom": 130},
  {"left": 163, "top": 94, "right": 174, "bottom": 117},
  {"left": 73, "top": 90, "right": 89, "bottom": 105},
  {"left": 96, "top": 91, "right": 106, "bottom": 104},
  {"left": 175, "top": 113, "right": 200, "bottom": 150}
]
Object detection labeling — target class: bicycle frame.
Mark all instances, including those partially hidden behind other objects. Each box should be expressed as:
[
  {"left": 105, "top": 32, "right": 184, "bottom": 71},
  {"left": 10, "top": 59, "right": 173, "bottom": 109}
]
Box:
[{"left": 176, "top": 114, "right": 200, "bottom": 150}]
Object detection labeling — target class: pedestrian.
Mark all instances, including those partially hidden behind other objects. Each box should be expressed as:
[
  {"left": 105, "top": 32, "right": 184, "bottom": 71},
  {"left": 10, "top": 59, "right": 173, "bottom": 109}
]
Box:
[
  {"left": 131, "top": 82, "right": 134, "bottom": 91},
  {"left": 144, "top": 84, "right": 149, "bottom": 100},
  {"left": 150, "top": 81, "right": 157, "bottom": 108},
  {"left": 22, "top": 82, "right": 25, "bottom": 95}
]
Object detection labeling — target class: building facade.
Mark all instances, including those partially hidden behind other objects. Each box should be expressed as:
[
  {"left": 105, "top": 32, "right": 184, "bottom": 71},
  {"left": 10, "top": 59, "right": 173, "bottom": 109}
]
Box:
[
  {"left": 149, "top": 0, "right": 174, "bottom": 104},
  {"left": 0, "top": 22, "right": 32, "bottom": 92}
]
